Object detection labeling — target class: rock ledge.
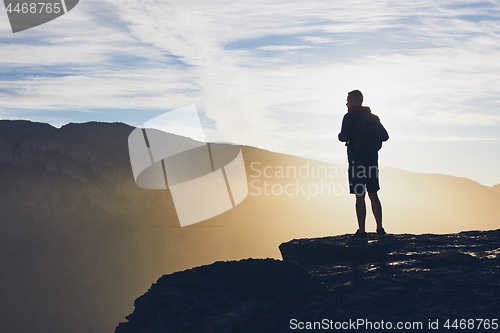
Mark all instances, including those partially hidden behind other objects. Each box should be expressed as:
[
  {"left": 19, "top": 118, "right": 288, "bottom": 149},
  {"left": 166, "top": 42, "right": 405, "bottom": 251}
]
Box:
[{"left": 116, "top": 230, "right": 500, "bottom": 332}]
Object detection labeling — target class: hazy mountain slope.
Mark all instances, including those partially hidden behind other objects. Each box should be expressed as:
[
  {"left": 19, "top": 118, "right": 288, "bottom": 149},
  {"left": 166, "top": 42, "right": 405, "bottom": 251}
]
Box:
[
  {"left": 239, "top": 145, "right": 500, "bottom": 236},
  {"left": 0, "top": 121, "right": 175, "bottom": 333},
  {"left": 0, "top": 120, "right": 498, "bottom": 333},
  {"left": 380, "top": 166, "right": 500, "bottom": 234}
]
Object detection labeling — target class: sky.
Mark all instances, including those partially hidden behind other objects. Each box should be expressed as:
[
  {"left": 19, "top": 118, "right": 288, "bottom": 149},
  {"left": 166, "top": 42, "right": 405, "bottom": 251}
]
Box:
[{"left": 0, "top": 0, "right": 499, "bottom": 186}]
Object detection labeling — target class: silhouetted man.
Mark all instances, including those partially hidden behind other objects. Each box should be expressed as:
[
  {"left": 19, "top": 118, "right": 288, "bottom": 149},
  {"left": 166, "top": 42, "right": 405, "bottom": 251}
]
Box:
[{"left": 338, "top": 90, "right": 389, "bottom": 238}]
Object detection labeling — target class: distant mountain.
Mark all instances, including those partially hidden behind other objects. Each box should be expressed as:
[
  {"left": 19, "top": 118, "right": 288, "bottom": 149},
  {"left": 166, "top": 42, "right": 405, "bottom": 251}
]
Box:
[{"left": 0, "top": 120, "right": 499, "bottom": 333}]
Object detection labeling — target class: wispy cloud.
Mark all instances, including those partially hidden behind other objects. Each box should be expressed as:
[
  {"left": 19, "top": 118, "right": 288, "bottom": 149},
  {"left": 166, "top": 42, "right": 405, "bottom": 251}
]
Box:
[
  {"left": 300, "top": 36, "right": 358, "bottom": 44},
  {"left": 256, "top": 45, "right": 312, "bottom": 51},
  {"left": 394, "top": 135, "right": 499, "bottom": 142}
]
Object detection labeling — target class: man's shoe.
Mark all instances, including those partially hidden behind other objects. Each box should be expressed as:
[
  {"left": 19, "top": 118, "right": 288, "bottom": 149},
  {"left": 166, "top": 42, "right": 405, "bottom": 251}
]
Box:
[
  {"left": 376, "top": 228, "right": 387, "bottom": 236},
  {"left": 351, "top": 230, "right": 367, "bottom": 239}
]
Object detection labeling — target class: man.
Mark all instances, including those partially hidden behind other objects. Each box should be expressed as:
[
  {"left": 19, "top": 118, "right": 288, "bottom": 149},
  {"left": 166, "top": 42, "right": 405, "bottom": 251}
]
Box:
[{"left": 338, "top": 90, "right": 389, "bottom": 239}]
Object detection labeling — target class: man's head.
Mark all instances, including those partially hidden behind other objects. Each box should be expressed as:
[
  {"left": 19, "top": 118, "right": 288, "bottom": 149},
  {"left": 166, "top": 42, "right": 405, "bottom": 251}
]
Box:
[{"left": 347, "top": 90, "right": 363, "bottom": 108}]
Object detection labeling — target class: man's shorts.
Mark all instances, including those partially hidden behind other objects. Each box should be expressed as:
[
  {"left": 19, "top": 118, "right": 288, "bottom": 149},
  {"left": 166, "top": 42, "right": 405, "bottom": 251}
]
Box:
[{"left": 348, "top": 154, "right": 380, "bottom": 195}]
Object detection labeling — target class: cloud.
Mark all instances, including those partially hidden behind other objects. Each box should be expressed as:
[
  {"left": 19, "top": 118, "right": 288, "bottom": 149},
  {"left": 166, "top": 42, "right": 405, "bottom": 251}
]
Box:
[
  {"left": 418, "top": 112, "right": 500, "bottom": 126},
  {"left": 256, "top": 45, "right": 312, "bottom": 51},
  {"left": 393, "top": 135, "right": 499, "bottom": 142},
  {"left": 300, "top": 36, "right": 335, "bottom": 44},
  {"left": 300, "top": 36, "right": 359, "bottom": 44},
  {"left": 0, "top": 68, "right": 200, "bottom": 110}
]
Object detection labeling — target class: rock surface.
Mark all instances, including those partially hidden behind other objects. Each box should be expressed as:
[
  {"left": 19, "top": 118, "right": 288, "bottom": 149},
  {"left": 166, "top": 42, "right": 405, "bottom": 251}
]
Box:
[
  {"left": 115, "top": 259, "right": 324, "bottom": 333},
  {"left": 117, "top": 229, "right": 500, "bottom": 332},
  {"left": 279, "top": 231, "right": 489, "bottom": 267}
]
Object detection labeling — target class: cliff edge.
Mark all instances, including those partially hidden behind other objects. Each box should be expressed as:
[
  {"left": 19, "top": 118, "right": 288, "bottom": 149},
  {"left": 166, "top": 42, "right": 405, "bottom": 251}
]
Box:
[{"left": 116, "top": 229, "right": 500, "bottom": 332}]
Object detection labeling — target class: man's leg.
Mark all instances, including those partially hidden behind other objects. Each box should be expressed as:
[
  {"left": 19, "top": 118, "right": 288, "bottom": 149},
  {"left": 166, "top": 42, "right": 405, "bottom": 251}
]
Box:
[
  {"left": 368, "top": 191, "right": 382, "bottom": 230},
  {"left": 355, "top": 191, "right": 366, "bottom": 232}
]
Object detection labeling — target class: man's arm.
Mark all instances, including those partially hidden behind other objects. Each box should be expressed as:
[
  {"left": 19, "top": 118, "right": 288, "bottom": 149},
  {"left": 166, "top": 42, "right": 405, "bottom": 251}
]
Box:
[
  {"left": 379, "top": 121, "right": 389, "bottom": 142},
  {"left": 338, "top": 113, "right": 352, "bottom": 142}
]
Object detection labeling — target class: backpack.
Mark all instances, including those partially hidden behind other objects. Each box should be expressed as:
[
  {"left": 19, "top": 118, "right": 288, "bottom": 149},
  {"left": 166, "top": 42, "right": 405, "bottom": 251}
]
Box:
[{"left": 352, "top": 113, "right": 384, "bottom": 155}]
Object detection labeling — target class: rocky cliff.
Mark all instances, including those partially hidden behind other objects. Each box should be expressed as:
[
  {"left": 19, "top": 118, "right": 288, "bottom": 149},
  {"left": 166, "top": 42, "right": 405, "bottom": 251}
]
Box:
[{"left": 116, "top": 229, "right": 500, "bottom": 332}]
